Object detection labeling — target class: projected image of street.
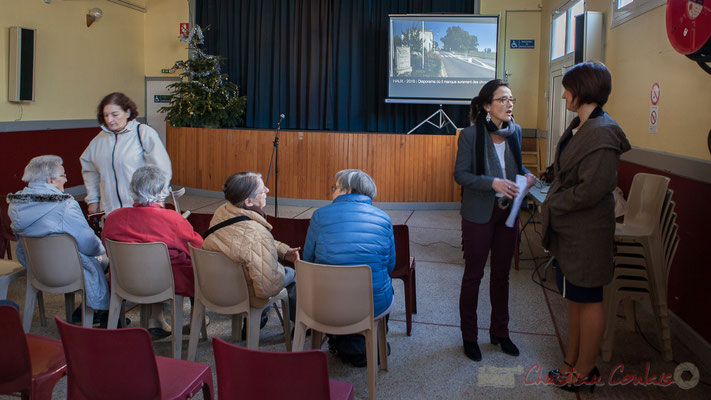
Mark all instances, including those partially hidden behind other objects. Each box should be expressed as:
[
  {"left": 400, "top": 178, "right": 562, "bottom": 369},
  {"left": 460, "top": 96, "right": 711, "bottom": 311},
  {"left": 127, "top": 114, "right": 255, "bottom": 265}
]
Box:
[
  {"left": 391, "top": 19, "right": 496, "bottom": 79},
  {"left": 388, "top": 16, "right": 498, "bottom": 101}
]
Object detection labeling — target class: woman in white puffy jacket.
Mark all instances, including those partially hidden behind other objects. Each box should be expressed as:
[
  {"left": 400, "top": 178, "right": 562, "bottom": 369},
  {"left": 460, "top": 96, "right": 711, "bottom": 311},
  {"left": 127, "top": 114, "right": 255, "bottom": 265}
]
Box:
[{"left": 80, "top": 92, "right": 172, "bottom": 216}]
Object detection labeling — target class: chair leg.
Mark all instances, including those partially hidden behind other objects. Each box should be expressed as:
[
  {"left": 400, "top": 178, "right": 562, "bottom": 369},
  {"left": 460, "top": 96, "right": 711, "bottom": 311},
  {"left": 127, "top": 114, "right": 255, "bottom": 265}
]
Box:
[
  {"left": 411, "top": 263, "right": 417, "bottom": 314},
  {"left": 310, "top": 329, "right": 323, "bottom": 350},
  {"left": 140, "top": 304, "right": 150, "bottom": 329},
  {"left": 403, "top": 276, "right": 413, "bottom": 336},
  {"left": 377, "top": 317, "right": 389, "bottom": 371},
  {"left": 0, "top": 278, "right": 9, "bottom": 300},
  {"left": 232, "top": 314, "right": 243, "bottom": 342},
  {"left": 187, "top": 299, "right": 205, "bottom": 362},
  {"left": 65, "top": 293, "right": 75, "bottom": 323},
  {"left": 37, "top": 291, "right": 47, "bottom": 327},
  {"left": 281, "top": 297, "right": 292, "bottom": 351},
  {"left": 172, "top": 295, "right": 184, "bottom": 359},
  {"left": 107, "top": 292, "right": 123, "bottom": 329},
  {"left": 119, "top": 302, "right": 127, "bottom": 328},
  {"left": 292, "top": 320, "right": 307, "bottom": 352},
  {"left": 247, "top": 308, "right": 262, "bottom": 349},
  {"left": 365, "top": 330, "right": 377, "bottom": 400},
  {"left": 23, "top": 282, "right": 38, "bottom": 332},
  {"left": 82, "top": 301, "right": 94, "bottom": 328}
]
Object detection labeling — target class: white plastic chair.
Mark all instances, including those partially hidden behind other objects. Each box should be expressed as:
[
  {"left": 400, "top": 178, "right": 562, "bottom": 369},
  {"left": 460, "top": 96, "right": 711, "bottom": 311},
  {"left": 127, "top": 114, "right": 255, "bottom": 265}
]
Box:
[
  {"left": 186, "top": 244, "right": 291, "bottom": 361},
  {"left": 292, "top": 260, "right": 389, "bottom": 400},
  {"left": 104, "top": 239, "right": 185, "bottom": 359},
  {"left": 20, "top": 234, "right": 93, "bottom": 332}
]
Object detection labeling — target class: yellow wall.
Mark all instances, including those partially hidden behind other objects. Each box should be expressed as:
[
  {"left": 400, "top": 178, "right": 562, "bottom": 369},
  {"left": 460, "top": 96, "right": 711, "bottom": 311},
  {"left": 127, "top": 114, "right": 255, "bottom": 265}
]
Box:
[
  {"left": 537, "top": 0, "right": 711, "bottom": 161},
  {"left": 481, "top": 1, "right": 543, "bottom": 130},
  {"left": 144, "top": 0, "right": 189, "bottom": 76},
  {"left": 0, "top": 0, "right": 187, "bottom": 122}
]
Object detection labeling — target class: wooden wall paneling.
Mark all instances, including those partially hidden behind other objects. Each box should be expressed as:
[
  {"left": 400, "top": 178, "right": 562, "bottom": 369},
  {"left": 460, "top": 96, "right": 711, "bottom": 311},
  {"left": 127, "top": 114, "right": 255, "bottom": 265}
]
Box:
[{"left": 166, "top": 126, "right": 464, "bottom": 203}]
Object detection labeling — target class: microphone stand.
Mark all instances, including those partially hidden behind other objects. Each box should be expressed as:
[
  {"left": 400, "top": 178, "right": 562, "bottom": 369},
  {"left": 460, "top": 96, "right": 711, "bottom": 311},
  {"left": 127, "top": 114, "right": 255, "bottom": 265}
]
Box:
[{"left": 266, "top": 116, "right": 282, "bottom": 217}]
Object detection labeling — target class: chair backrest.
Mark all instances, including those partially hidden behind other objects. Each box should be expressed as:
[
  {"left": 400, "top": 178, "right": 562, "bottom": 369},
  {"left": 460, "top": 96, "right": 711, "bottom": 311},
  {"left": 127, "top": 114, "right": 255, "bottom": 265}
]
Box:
[
  {"left": 189, "top": 244, "right": 250, "bottom": 311},
  {"left": 294, "top": 260, "right": 373, "bottom": 334},
  {"left": 20, "top": 234, "right": 84, "bottom": 293},
  {"left": 391, "top": 224, "right": 411, "bottom": 277},
  {"left": 0, "top": 305, "right": 31, "bottom": 394},
  {"left": 623, "top": 173, "right": 670, "bottom": 233},
  {"left": 55, "top": 317, "right": 161, "bottom": 400},
  {"left": 170, "top": 186, "right": 186, "bottom": 214},
  {"left": 212, "top": 337, "right": 331, "bottom": 400},
  {"left": 104, "top": 239, "right": 175, "bottom": 303},
  {"left": 266, "top": 216, "right": 310, "bottom": 265}
]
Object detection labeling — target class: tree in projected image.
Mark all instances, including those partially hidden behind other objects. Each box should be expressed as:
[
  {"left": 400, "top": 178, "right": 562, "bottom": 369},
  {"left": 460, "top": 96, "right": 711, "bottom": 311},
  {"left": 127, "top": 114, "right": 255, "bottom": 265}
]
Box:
[{"left": 441, "top": 26, "right": 479, "bottom": 54}]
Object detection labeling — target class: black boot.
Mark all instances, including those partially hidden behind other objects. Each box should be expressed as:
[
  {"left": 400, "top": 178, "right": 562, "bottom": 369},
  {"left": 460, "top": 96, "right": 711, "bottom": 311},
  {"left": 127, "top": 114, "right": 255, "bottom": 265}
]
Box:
[
  {"left": 490, "top": 332, "right": 520, "bottom": 356},
  {"left": 463, "top": 340, "right": 482, "bottom": 361}
]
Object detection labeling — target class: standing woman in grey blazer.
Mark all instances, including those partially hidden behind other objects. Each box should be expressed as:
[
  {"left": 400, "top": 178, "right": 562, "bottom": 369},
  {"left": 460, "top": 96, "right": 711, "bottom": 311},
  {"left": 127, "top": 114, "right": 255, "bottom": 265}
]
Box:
[{"left": 454, "top": 80, "right": 537, "bottom": 362}]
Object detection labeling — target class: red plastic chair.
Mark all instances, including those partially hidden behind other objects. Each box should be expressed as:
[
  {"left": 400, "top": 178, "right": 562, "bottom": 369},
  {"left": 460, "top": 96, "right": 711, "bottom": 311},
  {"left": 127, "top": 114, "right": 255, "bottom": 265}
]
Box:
[
  {"left": 212, "top": 337, "right": 353, "bottom": 400},
  {"left": 266, "top": 215, "right": 311, "bottom": 267},
  {"left": 187, "top": 212, "right": 213, "bottom": 238},
  {"left": 0, "top": 305, "right": 66, "bottom": 399},
  {"left": 55, "top": 317, "right": 213, "bottom": 400},
  {"left": 390, "top": 224, "right": 417, "bottom": 336}
]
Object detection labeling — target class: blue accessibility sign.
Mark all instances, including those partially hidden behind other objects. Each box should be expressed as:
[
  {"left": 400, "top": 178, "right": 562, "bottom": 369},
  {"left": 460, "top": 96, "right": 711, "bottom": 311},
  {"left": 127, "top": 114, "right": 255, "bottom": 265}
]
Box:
[
  {"left": 510, "top": 40, "right": 535, "bottom": 49},
  {"left": 153, "top": 95, "right": 171, "bottom": 103}
]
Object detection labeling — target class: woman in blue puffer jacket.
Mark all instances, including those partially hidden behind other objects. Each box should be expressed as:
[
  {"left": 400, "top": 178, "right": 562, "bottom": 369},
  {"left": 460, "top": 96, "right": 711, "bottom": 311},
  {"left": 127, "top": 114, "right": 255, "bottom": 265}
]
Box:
[{"left": 303, "top": 169, "right": 395, "bottom": 367}]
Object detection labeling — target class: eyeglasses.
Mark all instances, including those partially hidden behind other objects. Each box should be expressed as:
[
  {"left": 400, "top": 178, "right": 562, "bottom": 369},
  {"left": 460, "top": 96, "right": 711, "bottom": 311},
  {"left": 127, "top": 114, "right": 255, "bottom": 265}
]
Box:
[
  {"left": 330, "top": 185, "right": 338, "bottom": 193},
  {"left": 494, "top": 96, "right": 516, "bottom": 105}
]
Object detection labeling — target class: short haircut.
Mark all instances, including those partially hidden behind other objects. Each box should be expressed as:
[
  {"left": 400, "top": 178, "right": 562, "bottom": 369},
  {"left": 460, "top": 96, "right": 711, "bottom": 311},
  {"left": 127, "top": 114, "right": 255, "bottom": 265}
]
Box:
[
  {"left": 469, "top": 79, "right": 510, "bottom": 123},
  {"left": 223, "top": 172, "right": 263, "bottom": 207},
  {"left": 562, "top": 61, "right": 612, "bottom": 107},
  {"left": 22, "top": 155, "right": 64, "bottom": 183},
  {"left": 335, "top": 169, "right": 377, "bottom": 200},
  {"left": 130, "top": 166, "right": 167, "bottom": 205},
  {"left": 97, "top": 92, "right": 138, "bottom": 126}
]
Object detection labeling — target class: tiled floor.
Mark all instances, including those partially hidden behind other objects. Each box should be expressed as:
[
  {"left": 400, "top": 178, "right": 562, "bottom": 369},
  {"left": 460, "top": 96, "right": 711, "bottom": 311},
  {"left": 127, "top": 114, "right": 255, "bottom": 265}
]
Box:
[{"left": 2, "top": 196, "right": 710, "bottom": 399}]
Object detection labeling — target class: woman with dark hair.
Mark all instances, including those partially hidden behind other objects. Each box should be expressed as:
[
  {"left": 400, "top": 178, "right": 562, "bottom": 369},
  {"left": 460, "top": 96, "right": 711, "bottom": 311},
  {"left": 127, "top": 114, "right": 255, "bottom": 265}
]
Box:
[
  {"left": 454, "top": 79, "right": 536, "bottom": 362},
  {"left": 80, "top": 92, "right": 172, "bottom": 215},
  {"left": 542, "top": 62, "right": 630, "bottom": 392},
  {"left": 202, "top": 172, "right": 300, "bottom": 328}
]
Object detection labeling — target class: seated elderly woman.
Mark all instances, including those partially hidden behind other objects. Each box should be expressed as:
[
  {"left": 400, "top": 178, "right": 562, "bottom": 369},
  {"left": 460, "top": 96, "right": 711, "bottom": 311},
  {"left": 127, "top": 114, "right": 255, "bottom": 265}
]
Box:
[
  {"left": 303, "top": 169, "right": 396, "bottom": 367},
  {"left": 102, "top": 166, "right": 202, "bottom": 338},
  {"left": 202, "top": 171, "right": 299, "bottom": 328},
  {"left": 7, "top": 155, "right": 110, "bottom": 318}
]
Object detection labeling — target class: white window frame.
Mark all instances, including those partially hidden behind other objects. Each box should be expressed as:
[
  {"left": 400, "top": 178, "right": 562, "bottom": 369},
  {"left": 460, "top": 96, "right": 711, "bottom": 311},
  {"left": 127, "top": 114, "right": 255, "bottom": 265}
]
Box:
[
  {"left": 550, "top": 0, "right": 585, "bottom": 61},
  {"left": 611, "top": 0, "right": 667, "bottom": 28}
]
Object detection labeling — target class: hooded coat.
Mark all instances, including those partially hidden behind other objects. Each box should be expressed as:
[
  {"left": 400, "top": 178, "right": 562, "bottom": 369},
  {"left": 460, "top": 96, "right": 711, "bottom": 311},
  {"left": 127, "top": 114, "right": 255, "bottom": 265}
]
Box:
[
  {"left": 541, "top": 110, "right": 631, "bottom": 287},
  {"left": 80, "top": 119, "right": 172, "bottom": 215},
  {"left": 7, "top": 182, "right": 110, "bottom": 310}
]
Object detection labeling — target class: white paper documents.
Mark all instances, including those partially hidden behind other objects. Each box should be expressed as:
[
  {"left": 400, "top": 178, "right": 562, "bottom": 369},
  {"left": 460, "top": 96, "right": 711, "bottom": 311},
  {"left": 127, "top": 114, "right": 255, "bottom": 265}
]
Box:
[{"left": 505, "top": 174, "right": 530, "bottom": 228}]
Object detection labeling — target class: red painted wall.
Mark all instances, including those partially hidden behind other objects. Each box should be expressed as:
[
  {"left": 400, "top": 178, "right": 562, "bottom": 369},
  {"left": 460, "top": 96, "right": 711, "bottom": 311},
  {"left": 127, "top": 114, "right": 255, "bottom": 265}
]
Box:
[
  {"left": 0, "top": 128, "right": 98, "bottom": 196},
  {"left": 618, "top": 161, "right": 711, "bottom": 343}
]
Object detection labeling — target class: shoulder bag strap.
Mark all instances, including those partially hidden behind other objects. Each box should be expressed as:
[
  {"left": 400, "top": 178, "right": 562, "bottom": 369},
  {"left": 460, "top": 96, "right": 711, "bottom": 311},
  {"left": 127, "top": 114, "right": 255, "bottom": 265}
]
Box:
[{"left": 203, "top": 215, "right": 251, "bottom": 239}]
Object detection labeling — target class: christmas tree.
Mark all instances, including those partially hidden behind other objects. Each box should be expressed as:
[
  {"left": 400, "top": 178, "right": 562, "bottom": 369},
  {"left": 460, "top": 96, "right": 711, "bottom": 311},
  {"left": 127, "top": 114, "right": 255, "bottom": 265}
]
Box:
[{"left": 160, "top": 25, "right": 246, "bottom": 128}]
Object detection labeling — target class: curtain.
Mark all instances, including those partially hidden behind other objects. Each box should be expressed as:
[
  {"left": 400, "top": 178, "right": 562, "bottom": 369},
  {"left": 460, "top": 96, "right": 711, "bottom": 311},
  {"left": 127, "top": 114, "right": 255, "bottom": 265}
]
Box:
[{"left": 196, "top": 0, "right": 475, "bottom": 133}]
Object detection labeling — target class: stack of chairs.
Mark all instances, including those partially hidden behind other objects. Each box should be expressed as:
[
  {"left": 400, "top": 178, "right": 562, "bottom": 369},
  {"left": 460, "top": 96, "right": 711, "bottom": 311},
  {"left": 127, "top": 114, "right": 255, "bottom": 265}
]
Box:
[{"left": 601, "top": 173, "right": 679, "bottom": 361}]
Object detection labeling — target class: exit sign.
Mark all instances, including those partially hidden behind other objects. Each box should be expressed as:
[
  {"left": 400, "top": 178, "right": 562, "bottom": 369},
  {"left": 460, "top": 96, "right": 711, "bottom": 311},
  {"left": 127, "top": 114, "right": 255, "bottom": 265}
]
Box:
[{"left": 161, "top": 69, "right": 170, "bottom": 73}]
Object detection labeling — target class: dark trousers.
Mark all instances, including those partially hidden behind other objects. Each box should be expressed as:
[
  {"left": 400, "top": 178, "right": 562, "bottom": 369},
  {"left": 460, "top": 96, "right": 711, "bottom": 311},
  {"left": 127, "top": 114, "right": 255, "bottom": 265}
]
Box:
[{"left": 459, "top": 204, "right": 518, "bottom": 342}]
